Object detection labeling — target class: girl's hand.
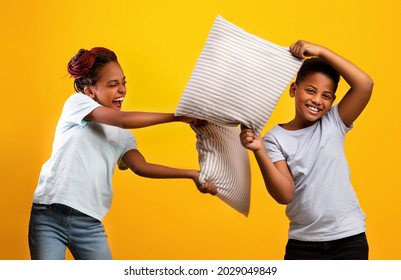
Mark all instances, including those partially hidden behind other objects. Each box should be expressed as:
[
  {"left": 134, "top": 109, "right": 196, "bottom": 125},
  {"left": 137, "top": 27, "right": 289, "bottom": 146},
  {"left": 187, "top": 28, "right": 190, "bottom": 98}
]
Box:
[
  {"left": 176, "top": 115, "right": 208, "bottom": 127},
  {"left": 193, "top": 171, "right": 217, "bottom": 195},
  {"left": 289, "top": 40, "right": 325, "bottom": 59}
]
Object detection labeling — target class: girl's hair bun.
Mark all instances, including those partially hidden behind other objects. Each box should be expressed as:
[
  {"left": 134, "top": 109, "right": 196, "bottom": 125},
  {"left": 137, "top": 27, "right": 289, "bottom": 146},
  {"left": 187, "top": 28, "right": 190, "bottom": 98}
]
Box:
[
  {"left": 67, "top": 47, "right": 117, "bottom": 79},
  {"left": 67, "top": 49, "right": 96, "bottom": 79}
]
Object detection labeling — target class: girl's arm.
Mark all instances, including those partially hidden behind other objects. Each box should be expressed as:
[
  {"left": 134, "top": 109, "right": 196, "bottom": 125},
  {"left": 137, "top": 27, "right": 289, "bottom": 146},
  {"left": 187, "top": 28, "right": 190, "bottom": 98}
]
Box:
[
  {"left": 240, "top": 127, "right": 294, "bottom": 204},
  {"left": 290, "top": 40, "right": 374, "bottom": 127},
  {"left": 121, "top": 149, "right": 217, "bottom": 195},
  {"left": 85, "top": 106, "right": 203, "bottom": 129}
]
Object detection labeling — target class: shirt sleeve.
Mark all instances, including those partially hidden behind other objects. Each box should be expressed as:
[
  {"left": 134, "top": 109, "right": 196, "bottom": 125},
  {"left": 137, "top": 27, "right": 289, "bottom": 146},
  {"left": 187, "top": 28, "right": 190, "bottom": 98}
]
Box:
[
  {"left": 61, "top": 93, "right": 101, "bottom": 126},
  {"left": 118, "top": 131, "right": 138, "bottom": 170},
  {"left": 263, "top": 128, "right": 286, "bottom": 163},
  {"left": 326, "top": 104, "right": 353, "bottom": 136}
]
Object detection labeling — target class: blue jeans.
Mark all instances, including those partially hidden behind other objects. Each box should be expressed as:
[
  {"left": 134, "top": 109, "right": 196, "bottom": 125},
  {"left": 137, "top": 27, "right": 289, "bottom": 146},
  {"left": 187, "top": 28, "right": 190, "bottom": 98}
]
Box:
[
  {"left": 28, "top": 203, "right": 112, "bottom": 260},
  {"left": 284, "top": 232, "right": 369, "bottom": 260}
]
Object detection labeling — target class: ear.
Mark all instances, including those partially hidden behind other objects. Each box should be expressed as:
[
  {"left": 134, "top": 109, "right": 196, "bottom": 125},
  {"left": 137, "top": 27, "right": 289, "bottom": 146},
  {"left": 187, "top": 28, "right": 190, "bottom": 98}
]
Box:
[
  {"left": 289, "top": 82, "right": 296, "bottom": 97},
  {"left": 84, "top": 86, "right": 95, "bottom": 99}
]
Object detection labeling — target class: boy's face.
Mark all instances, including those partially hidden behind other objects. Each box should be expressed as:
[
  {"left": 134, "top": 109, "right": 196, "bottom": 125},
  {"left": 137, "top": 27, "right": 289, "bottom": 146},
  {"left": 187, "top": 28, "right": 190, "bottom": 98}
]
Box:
[
  {"left": 85, "top": 61, "right": 127, "bottom": 110},
  {"left": 290, "top": 72, "right": 336, "bottom": 125}
]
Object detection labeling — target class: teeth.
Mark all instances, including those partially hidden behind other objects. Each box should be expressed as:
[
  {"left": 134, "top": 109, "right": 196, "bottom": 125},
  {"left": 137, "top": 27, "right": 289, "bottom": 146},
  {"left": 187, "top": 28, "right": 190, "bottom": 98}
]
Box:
[
  {"left": 307, "top": 105, "right": 319, "bottom": 112},
  {"left": 113, "top": 97, "right": 124, "bottom": 102}
]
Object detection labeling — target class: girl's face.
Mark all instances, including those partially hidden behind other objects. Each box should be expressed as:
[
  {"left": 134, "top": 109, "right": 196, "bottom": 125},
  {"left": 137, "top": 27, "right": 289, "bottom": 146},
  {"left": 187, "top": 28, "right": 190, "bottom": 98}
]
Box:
[
  {"left": 86, "top": 61, "right": 127, "bottom": 110},
  {"left": 290, "top": 72, "right": 336, "bottom": 128}
]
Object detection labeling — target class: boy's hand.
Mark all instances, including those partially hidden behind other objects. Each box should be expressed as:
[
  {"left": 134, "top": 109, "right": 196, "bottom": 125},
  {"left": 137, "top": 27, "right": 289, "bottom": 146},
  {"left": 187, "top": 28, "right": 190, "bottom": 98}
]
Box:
[
  {"left": 240, "top": 125, "right": 263, "bottom": 152},
  {"left": 290, "top": 40, "right": 324, "bottom": 59}
]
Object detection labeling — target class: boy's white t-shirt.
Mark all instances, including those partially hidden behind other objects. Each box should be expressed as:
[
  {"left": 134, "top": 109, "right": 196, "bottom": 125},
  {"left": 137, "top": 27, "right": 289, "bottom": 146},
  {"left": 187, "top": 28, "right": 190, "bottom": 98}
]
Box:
[
  {"left": 264, "top": 105, "right": 366, "bottom": 242},
  {"left": 33, "top": 93, "right": 137, "bottom": 221}
]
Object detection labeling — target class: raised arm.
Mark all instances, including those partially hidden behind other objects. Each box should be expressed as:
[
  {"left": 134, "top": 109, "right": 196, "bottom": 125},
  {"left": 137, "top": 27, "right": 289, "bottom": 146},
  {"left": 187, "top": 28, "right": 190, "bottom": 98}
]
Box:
[
  {"left": 240, "top": 127, "right": 294, "bottom": 204},
  {"left": 290, "top": 40, "right": 373, "bottom": 127},
  {"left": 121, "top": 149, "right": 217, "bottom": 195}
]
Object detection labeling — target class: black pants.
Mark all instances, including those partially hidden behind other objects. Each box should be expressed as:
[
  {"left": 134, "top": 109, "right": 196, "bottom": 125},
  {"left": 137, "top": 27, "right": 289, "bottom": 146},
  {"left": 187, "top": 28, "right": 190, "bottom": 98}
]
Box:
[{"left": 284, "top": 232, "right": 369, "bottom": 260}]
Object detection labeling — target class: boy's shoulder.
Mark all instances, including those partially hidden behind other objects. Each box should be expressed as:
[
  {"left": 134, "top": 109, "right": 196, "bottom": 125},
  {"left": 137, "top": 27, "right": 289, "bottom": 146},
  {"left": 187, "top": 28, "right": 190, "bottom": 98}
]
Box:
[{"left": 263, "top": 124, "right": 291, "bottom": 144}]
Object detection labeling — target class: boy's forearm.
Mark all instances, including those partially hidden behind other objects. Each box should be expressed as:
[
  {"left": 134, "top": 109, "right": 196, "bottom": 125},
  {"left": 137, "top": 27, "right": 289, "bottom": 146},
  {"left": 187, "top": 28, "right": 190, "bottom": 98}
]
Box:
[{"left": 318, "top": 47, "right": 373, "bottom": 91}]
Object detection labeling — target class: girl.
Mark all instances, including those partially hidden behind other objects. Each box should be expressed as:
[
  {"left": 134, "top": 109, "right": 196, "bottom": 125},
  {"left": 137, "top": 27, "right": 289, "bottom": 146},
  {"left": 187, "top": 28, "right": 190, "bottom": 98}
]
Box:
[{"left": 29, "top": 47, "right": 216, "bottom": 260}]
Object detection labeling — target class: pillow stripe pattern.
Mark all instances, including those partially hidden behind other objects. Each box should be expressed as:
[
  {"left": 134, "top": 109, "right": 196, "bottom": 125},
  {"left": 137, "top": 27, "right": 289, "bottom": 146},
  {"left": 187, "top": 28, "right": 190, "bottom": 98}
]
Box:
[
  {"left": 191, "top": 123, "right": 251, "bottom": 216},
  {"left": 176, "top": 15, "right": 303, "bottom": 134}
]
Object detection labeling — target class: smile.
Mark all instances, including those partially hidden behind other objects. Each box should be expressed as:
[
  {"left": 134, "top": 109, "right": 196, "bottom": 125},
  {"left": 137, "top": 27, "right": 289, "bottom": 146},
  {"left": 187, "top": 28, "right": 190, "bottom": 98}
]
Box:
[
  {"left": 112, "top": 97, "right": 124, "bottom": 110},
  {"left": 306, "top": 105, "right": 321, "bottom": 113}
]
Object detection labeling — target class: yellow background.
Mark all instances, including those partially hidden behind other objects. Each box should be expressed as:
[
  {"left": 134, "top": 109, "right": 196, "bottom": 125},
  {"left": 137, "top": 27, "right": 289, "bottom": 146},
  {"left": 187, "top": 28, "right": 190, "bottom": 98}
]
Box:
[{"left": 1, "top": 0, "right": 400, "bottom": 260}]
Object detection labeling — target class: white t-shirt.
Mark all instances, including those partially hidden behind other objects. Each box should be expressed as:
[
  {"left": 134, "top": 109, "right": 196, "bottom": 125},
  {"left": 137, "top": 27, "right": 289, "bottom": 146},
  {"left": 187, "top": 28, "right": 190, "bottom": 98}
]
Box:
[
  {"left": 33, "top": 93, "right": 137, "bottom": 221},
  {"left": 264, "top": 105, "right": 365, "bottom": 241}
]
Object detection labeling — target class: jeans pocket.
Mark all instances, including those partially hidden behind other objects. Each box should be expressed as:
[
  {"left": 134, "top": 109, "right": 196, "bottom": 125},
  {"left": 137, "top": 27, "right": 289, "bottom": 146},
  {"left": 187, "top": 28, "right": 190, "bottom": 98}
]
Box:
[{"left": 31, "top": 203, "right": 51, "bottom": 214}]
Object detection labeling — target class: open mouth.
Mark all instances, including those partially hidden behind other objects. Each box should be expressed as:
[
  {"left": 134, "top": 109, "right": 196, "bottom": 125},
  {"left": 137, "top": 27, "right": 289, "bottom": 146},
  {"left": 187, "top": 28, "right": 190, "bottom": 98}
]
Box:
[
  {"left": 306, "top": 105, "right": 321, "bottom": 113},
  {"left": 112, "top": 97, "right": 124, "bottom": 110}
]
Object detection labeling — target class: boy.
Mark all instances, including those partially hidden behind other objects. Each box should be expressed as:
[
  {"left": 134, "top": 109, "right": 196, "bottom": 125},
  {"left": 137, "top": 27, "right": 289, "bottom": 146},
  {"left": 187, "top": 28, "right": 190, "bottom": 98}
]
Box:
[{"left": 240, "top": 40, "right": 373, "bottom": 259}]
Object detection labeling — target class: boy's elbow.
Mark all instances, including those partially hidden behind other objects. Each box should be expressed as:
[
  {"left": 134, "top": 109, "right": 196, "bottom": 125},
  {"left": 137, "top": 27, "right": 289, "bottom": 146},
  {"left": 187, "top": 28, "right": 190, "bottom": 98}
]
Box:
[
  {"left": 276, "top": 195, "right": 294, "bottom": 205},
  {"left": 273, "top": 189, "right": 295, "bottom": 205},
  {"left": 363, "top": 75, "right": 374, "bottom": 95},
  {"left": 366, "top": 76, "right": 374, "bottom": 91},
  {"left": 356, "top": 76, "right": 374, "bottom": 103},
  {"left": 369, "top": 77, "right": 374, "bottom": 88},
  {"left": 364, "top": 78, "right": 374, "bottom": 103}
]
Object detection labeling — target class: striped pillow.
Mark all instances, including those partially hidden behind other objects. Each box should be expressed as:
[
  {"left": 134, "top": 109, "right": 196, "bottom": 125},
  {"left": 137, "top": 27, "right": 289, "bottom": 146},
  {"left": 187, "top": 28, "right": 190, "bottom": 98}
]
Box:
[
  {"left": 176, "top": 15, "right": 303, "bottom": 134},
  {"left": 191, "top": 123, "right": 251, "bottom": 216}
]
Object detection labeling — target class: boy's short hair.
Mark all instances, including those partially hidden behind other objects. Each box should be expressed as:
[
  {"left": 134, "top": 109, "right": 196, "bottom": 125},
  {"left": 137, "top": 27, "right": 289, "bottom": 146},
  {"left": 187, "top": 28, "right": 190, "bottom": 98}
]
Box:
[{"left": 295, "top": 57, "right": 340, "bottom": 93}]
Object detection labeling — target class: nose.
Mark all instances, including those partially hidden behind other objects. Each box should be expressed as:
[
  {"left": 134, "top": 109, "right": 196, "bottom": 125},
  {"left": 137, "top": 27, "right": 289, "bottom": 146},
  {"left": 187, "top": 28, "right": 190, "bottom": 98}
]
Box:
[
  {"left": 311, "top": 94, "right": 322, "bottom": 105},
  {"left": 118, "top": 83, "right": 126, "bottom": 94}
]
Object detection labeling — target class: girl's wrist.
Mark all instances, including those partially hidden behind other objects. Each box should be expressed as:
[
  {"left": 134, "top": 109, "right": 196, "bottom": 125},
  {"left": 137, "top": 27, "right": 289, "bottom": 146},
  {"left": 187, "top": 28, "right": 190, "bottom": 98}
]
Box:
[
  {"left": 191, "top": 170, "right": 199, "bottom": 181},
  {"left": 173, "top": 115, "right": 184, "bottom": 122}
]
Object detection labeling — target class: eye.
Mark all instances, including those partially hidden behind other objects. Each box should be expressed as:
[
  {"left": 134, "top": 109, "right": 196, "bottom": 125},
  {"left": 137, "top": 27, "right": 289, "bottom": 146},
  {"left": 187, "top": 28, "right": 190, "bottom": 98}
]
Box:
[{"left": 323, "top": 94, "right": 332, "bottom": 100}]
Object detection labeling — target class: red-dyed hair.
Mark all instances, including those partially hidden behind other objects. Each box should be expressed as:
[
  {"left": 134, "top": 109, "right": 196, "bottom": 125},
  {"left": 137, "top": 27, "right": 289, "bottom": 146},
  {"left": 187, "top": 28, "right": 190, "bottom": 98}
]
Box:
[{"left": 67, "top": 47, "right": 118, "bottom": 92}]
